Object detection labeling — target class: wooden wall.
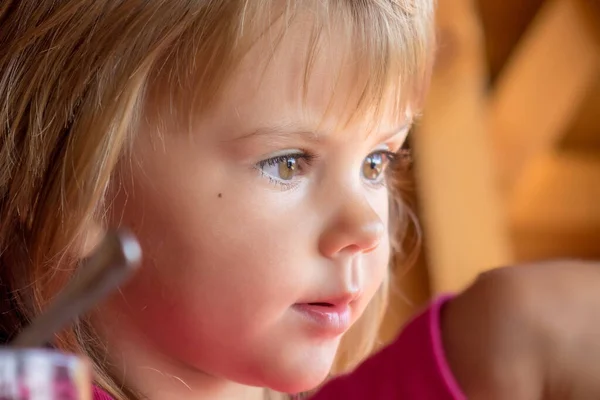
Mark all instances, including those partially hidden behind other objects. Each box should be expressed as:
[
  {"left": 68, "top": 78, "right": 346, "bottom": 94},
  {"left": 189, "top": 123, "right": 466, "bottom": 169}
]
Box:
[{"left": 382, "top": 0, "right": 600, "bottom": 341}]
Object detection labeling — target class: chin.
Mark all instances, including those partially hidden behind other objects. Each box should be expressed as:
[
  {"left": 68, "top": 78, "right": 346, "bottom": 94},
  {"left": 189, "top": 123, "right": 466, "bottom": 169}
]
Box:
[
  {"left": 266, "top": 368, "right": 331, "bottom": 395},
  {"left": 259, "top": 343, "right": 339, "bottom": 394}
]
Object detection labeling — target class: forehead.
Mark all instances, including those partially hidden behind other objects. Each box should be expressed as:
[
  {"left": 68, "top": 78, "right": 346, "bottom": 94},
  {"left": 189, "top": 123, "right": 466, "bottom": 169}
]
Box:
[{"left": 213, "top": 11, "right": 410, "bottom": 138}]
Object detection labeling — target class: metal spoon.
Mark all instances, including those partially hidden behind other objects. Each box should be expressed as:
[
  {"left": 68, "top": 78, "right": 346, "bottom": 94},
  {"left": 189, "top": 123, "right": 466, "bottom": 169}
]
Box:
[{"left": 11, "top": 229, "right": 142, "bottom": 348}]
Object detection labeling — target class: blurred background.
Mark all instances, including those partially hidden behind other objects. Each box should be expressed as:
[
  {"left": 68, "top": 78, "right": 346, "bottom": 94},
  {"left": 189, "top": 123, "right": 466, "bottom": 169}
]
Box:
[{"left": 380, "top": 0, "right": 600, "bottom": 343}]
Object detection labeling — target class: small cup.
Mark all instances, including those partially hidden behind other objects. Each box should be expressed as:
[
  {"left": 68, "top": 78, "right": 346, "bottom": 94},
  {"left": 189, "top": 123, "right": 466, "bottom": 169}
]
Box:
[{"left": 0, "top": 349, "right": 91, "bottom": 400}]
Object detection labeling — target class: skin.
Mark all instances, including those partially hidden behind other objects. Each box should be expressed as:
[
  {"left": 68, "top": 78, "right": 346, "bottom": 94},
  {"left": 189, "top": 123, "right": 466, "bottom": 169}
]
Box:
[
  {"left": 94, "top": 15, "right": 410, "bottom": 400},
  {"left": 442, "top": 260, "right": 600, "bottom": 400}
]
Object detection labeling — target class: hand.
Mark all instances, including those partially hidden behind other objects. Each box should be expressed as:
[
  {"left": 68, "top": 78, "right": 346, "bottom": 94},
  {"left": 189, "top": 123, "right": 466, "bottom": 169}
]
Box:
[{"left": 441, "top": 260, "right": 600, "bottom": 400}]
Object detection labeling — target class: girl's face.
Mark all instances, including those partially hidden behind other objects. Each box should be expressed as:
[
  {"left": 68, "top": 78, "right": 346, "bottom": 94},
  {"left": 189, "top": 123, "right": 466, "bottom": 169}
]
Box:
[{"left": 99, "top": 18, "right": 410, "bottom": 397}]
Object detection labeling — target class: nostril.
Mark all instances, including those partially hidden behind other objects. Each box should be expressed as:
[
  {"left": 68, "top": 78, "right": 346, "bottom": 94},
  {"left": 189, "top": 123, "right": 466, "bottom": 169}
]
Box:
[{"left": 362, "top": 242, "right": 380, "bottom": 254}]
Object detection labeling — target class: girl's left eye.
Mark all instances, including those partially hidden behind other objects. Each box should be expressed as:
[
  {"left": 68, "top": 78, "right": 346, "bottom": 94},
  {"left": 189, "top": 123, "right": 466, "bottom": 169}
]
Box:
[
  {"left": 256, "top": 153, "right": 311, "bottom": 188},
  {"left": 361, "top": 150, "right": 398, "bottom": 184}
]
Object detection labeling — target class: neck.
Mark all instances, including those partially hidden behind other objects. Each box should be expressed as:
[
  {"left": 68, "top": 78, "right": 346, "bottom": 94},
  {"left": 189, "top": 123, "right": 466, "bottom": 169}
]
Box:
[{"left": 92, "top": 308, "right": 268, "bottom": 400}]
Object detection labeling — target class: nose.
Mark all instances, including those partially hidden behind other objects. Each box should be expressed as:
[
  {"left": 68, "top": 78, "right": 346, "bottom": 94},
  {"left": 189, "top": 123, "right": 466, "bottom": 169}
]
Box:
[{"left": 318, "top": 194, "right": 385, "bottom": 259}]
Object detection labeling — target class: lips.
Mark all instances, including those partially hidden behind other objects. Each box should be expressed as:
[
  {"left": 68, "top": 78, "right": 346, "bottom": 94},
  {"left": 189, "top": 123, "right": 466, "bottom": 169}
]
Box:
[{"left": 293, "top": 297, "right": 356, "bottom": 337}]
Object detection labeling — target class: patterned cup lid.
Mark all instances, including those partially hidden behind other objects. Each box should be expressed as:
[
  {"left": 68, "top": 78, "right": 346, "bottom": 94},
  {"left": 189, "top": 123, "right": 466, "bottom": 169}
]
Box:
[{"left": 0, "top": 349, "right": 90, "bottom": 400}]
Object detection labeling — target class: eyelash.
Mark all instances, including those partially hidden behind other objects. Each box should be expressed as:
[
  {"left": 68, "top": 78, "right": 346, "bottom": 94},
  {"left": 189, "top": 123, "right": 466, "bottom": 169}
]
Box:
[
  {"left": 396, "top": 147, "right": 412, "bottom": 161},
  {"left": 394, "top": 148, "right": 413, "bottom": 170}
]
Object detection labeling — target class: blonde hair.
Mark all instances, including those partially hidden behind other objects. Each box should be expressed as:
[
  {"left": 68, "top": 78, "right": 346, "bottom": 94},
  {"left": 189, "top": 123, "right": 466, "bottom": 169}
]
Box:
[{"left": 0, "top": 1, "right": 434, "bottom": 399}]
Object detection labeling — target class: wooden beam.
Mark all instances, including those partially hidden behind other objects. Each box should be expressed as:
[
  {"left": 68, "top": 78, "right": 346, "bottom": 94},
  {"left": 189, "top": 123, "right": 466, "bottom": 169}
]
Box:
[
  {"left": 509, "top": 151, "right": 600, "bottom": 230},
  {"left": 490, "top": 0, "right": 600, "bottom": 193},
  {"left": 561, "top": 76, "right": 600, "bottom": 151},
  {"left": 414, "top": 0, "right": 513, "bottom": 294},
  {"left": 476, "top": 0, "right": 545, "bottom": 82}
]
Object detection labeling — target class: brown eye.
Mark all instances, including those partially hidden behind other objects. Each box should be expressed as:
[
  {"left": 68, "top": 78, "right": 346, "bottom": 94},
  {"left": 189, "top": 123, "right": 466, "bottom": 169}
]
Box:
[
  {"left": 362, "top": 151, "right": 396, "bottom": 184},
  {"left": 362, "top": 152, "right": 384, "bottom": 181},
  {"left": 278, "top": 157, "right": 298, "bottom": 180},
  {"left": 258, "top": 154, "right": 305, "bottom": 184}
]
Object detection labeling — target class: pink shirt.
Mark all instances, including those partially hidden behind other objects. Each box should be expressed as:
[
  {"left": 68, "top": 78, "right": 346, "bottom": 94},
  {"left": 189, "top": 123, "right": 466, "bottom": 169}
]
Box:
[{"left": 93, "top": 295, "right": 465, "bottom": 399}]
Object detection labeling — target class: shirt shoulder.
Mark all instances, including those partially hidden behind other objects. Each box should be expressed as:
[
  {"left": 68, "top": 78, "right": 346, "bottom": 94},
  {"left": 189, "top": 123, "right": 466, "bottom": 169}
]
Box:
[{"left": 93, "top": 386, "right": 113, "bottom": 400}]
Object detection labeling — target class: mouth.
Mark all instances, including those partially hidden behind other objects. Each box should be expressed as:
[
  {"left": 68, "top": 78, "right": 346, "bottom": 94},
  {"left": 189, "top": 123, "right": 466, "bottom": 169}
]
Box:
[
  {"left": 292, "top": 298, "right": 356, "bottom": 337},
  {"left": 306, "top": 302, "right": 335, "bottom": 307},
  {"left": 295, "top": 300, "right": 351, "bottom": 315},
  {"left": 299, "top": 291, "right": 360, "bottom": 308}
]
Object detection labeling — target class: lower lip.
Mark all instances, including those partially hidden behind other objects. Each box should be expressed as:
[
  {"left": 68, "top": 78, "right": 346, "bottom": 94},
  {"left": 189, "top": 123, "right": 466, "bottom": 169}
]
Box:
[{"left": 292, "top": 303, "right": 352, "bottom": 337}]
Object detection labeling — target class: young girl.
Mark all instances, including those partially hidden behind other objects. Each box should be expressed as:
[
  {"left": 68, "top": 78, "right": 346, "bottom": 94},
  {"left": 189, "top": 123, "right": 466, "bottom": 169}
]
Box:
[{"left": 2, "top": 1, "right": 600, "bottom": 400}]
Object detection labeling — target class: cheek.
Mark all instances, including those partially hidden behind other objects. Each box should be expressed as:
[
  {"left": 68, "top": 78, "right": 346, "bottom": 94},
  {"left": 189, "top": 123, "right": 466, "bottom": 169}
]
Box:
[
  {"left": 362, "top": 233, "right": 391, "bottom": 302},
  {"left": 113, "top": 183, "right": 303, "bottom": 321},
  {"left": 107, "top": 153, "right": 319, "bottom": 337},
  {"left": 104, "top": 165, "right": 321, "bottom": 380}
]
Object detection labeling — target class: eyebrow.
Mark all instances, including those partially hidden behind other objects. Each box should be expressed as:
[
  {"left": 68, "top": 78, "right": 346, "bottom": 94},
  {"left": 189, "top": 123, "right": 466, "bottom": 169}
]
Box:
[
  {"left": 234, "top": 121, "right": 412, "bottom": 144},
  {"left": 239, "top": 123, "right": 320, "bottom": 141}
]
